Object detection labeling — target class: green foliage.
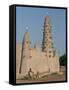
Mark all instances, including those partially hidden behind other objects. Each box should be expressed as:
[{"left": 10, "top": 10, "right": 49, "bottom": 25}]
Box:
[{"left": 59, "top": 54, "right": 67, "bottom": 66}]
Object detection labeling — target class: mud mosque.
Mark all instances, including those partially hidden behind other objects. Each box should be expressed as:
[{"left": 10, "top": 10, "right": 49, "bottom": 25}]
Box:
[{"left": 16, "top": 16, "right": 60, "bottom": 79}]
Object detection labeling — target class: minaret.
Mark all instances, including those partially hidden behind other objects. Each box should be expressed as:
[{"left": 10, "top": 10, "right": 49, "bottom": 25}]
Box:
[
  {"left": 42, "top": 16, "right": 53, "bottom": 51},
  {"left": 22, "top": 31, "right": 30, "bottom": 49},
  {"left": 19, "top": 31, "right": 31, "bottom": 74},
  {"left": 42, "top": 16, "right": 60, "bottom": 73},
  {"left": 42, "top": 16, "right": 56, "bottom": 58}
]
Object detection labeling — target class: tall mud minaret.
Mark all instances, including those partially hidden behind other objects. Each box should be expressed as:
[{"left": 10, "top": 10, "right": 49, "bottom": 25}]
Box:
[
  {"left": 19, "top": 31, "right": 31, "bottom": 75},
  {"left": 42, "top": 16, "right": 60, "bottom": 73},
  {"left": 42, "top": 16, "right": 53, "bottom": 51},
  {"left": 42, "top": 16, "right": 55, "bottom": 58}
]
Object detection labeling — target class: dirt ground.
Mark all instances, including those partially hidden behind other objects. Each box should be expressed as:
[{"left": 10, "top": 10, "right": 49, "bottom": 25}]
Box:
[{"left": 16, "top": 71, "right": 66, "bottom": 84}]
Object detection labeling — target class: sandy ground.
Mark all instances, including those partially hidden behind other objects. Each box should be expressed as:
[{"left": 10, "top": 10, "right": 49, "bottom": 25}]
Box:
[{"left": 16, "top": 72, "right": 66, "bottom": 84}]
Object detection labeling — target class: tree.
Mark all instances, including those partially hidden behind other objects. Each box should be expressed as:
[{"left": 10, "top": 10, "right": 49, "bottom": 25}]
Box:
[{"left": 59, "top": 54, "right": 67, "bottom": 66}]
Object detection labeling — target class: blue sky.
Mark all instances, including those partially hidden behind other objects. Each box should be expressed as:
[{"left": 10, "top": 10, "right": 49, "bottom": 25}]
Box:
[{"left": 16, "top": 6, "right": 66, "bottom": 56}]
